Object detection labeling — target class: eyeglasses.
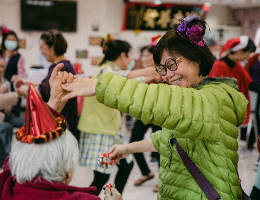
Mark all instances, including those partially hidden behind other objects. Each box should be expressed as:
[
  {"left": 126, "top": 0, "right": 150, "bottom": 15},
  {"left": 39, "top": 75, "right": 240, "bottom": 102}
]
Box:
[{"left": 155, "top": 57, "right": 180, "bottom": 76}]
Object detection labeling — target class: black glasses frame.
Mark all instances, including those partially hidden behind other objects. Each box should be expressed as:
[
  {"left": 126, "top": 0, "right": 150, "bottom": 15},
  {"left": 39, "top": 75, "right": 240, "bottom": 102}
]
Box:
[{"left": 155, "top": 58, "right": 179, "bottom": 76}]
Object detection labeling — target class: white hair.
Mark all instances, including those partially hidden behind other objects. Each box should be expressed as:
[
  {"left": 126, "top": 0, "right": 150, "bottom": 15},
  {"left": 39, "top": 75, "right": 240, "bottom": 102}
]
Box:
[{"left": 9, "top": 130, "right": 79, "bottom": 184}]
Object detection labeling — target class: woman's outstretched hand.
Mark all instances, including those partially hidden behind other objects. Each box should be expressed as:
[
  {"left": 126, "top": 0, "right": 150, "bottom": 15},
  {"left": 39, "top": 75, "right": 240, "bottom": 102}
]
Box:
[
  {"left": 61, "top": 78, "right": 98, "bottom": 102},
  {"left": 108, "top": 144, "right": 131, "bottom": 165},
  {"left": 104, "top": 187, "right": 123, "bottom": 200}
]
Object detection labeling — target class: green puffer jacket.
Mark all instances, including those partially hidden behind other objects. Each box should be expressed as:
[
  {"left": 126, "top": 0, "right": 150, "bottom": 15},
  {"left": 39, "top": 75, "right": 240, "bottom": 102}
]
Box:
[{"left": 95, "top": 72, "right": 248, "bottom": 200}]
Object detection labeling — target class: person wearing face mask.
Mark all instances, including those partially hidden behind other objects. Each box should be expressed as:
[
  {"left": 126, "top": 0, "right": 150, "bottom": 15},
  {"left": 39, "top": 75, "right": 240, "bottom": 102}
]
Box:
[
  {"left": 0, "top": 28, "right": 26, "bottom": 118},
  {"left": 209, "top": 36, "right": 260, "bottom": 150},
  {"left": 76, "top": 34, "right": 160, "bottom": 196},
  {"left": 0, "top": 29, "right": 26, "bottom": 86}
]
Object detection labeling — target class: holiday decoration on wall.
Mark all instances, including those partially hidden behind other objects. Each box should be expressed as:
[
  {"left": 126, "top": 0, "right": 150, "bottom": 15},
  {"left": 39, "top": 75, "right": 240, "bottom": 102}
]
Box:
[
  {"left": 19, "top": 39, "right": 26, "bottom": 49},
  {"left": 76, "top": 50, "right": 88, "bottom": 59},
  {"left": 89, "top": 36, "right": 103, "bottom": 46},
  {"left": 91, "top": 56, "right": 103, "bottom": 66},
  {"left": 122, "top": 2, "right": 207, "bottom": 31}
]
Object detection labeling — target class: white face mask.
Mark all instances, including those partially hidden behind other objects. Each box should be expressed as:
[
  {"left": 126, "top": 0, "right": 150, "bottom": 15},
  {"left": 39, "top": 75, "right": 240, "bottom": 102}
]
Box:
[
  {"left": 127, "top": 60, "right": 135, "bottom": 71},
  {"left": 4, "top": 40, "right": 18, "bottom": 51}
]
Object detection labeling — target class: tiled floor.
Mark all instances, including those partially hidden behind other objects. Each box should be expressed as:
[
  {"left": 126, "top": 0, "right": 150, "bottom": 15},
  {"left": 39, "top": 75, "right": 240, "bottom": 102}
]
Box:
[{"left": 69, "top": 116, "right": 260, "bottom": 200}]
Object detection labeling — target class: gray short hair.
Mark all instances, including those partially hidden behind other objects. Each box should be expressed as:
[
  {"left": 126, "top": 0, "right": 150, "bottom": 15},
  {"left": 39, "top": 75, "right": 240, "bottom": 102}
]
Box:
[{"left": 9, "top": 130, "right": 79, "bottom": 184}]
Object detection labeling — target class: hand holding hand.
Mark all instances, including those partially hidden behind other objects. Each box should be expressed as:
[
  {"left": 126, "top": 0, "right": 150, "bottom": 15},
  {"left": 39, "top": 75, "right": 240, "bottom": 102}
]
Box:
[
  {"left": 141, "top": 67, "right": 161, "bottom": 83},
  {"left": 104, "top": 188, "right": 123, "bottom": 200},
  {"left": 108, "top": 144, "right": 131, "bottom": 165},
  {"left": 141, "top": 67, "right": 158, "bottom": 77},
  {"left": 61, "top": 78, "right": 97, "bottom": 102},
  {"left": 16, "top": 85, "right": 28, "bottom": 97},
  {"left": 47, "top": 63, "right": 72, "bottom": 113}
]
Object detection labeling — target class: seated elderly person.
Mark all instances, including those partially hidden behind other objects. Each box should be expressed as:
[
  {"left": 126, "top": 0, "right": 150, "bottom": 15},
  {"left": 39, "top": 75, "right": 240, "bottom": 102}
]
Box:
[
  {"left": 0, "top": 81, "right": 25, "bottom": 168},
  {"left": 0, "top": 64, "right": 122, "bottom": 200}
]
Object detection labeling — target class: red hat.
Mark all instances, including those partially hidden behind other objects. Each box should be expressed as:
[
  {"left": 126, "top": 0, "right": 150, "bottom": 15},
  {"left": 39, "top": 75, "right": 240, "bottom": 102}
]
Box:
[
  {"left": 219, "top": 35, "right": 249, "bottom": 57},
  {"left": 16, "top": 84, "right": 67, "bottom": 144},
  {"left": 150, "top": 34, "right": 161, "bottom": 46}
]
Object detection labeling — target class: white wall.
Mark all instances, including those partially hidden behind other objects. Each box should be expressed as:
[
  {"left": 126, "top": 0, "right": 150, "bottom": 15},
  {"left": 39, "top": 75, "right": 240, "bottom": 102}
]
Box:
[{"left": 0, "top": 1, "right": 244, "bottom": 77}]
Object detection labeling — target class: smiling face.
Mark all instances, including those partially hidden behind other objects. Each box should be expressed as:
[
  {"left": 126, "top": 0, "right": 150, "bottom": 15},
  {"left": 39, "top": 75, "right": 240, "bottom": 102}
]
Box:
[{"left": 160, "top": 50, "right": 205, "bottom": 88}]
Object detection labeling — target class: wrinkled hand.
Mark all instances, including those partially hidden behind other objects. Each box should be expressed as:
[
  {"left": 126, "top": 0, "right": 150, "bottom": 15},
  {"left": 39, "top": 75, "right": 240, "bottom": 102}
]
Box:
[
  {"left": 47, "top": 63, "right": 74, "bottom": 113},
  {"left": 104, "top": 188, "right": 123, "bottom": 200},
  {"left": 16, "top": 85, "right": 28, "bottom": 97},
  {"left": 13, "top": 79, "right": 24, "bottom": 89},
  {"left": 108, "top": 144, "right": 131, "bottom": 165},
  {"left": 49, "top": 63, "right": 74, "bottom": 102},
  {"left": 61, "top": 78, "right": 97, "bottom": 102}
]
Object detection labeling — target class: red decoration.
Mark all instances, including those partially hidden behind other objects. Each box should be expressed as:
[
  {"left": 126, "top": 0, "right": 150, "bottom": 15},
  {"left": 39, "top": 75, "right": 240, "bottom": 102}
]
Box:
[
  {"left": 97, "top": 152, "right": 115, "bottom": 168},
  {"left": 150, "top": 34, "right": 161, "bottom": 46},
  {"left": 74, "top": 61, "right": 83, "bottom": 74},
  {"left": 202, "top": 5, "right": 211, "bottom": 12}
]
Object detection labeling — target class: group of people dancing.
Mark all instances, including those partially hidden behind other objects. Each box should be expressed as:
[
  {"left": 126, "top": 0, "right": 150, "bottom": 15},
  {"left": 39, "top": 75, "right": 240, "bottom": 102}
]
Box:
[{"left": 1, "top": 14, "right": 260, "bottom": 200}]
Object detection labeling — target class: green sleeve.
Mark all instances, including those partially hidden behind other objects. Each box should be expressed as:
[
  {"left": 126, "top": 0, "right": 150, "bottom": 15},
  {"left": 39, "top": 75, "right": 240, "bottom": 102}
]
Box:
[{"left": 95, "top": 72, "right": 246, "bottom": 142}]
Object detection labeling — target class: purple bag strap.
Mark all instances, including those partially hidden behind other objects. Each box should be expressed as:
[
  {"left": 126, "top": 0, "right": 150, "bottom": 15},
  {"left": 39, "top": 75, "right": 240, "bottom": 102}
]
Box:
[{"left": 175, "top": 139, "right": 222, "bottom": 200}]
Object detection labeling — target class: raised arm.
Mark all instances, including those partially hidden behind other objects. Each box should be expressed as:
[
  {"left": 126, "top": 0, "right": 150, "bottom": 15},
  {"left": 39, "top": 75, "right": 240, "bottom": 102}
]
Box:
[
  {"left": 47, "top": 63, "right": 74, "bottom": 113},
  {"left": 108, "top": 138, "right": 156, "bottom": 164}
]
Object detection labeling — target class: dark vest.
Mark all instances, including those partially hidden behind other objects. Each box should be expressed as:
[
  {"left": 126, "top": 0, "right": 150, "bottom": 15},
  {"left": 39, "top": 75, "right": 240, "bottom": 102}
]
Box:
[{"left": 0, "top": 50, "right": 21, "bottom": 91}]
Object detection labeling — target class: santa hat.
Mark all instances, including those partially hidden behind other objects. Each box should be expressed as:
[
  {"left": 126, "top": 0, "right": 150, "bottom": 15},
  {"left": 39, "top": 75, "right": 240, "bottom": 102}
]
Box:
[
  {"left": 219, "top": 35, "right": 249, "bottom": 57},
  {"left": 150, "top": 34, "right": 161, "bottom": 46},
  {"left": 16, "top": 84, "right": 67, "bottom": 144}
]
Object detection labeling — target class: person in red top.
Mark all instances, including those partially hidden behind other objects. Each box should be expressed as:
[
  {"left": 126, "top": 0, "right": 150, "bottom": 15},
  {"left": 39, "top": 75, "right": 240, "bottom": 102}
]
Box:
[
  {"left": 209, "top": 35, "right": 260, "bottom": 149},
  {"left": 0, "top": 64, "right": 122, "bottom": 200}
]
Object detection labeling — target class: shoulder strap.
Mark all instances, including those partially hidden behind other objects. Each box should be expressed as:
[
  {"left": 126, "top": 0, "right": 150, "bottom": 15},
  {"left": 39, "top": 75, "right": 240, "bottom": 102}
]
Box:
[{"left": 175, "top": 139, "right": 222, "bottom": 200}]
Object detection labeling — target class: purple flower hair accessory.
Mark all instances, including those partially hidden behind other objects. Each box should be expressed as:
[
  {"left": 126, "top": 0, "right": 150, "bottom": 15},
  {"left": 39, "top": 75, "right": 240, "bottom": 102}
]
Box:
[
  {"left": 186, "top": 25, "right": 205, "bottom": 47},
  {"left": 177, "top": 14, "right": 205, "bottom": 47},
  {"left": 177, "top": 14, "right": 200, "bottom": 32},
  {"left": 177, "top": 21, "right": 187, "bottom": 32}
]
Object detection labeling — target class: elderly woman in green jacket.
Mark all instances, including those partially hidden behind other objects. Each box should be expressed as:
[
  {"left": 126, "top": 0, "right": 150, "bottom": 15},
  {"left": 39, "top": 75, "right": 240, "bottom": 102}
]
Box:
[{"left": 61, "top": 15, "right": 248, "bottom": 200}]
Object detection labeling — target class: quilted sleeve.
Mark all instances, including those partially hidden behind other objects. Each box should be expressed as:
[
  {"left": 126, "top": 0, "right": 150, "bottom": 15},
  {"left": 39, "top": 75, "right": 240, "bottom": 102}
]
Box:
[{"left": 95, "top": 73, "right": 238, "bottom": 141}]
